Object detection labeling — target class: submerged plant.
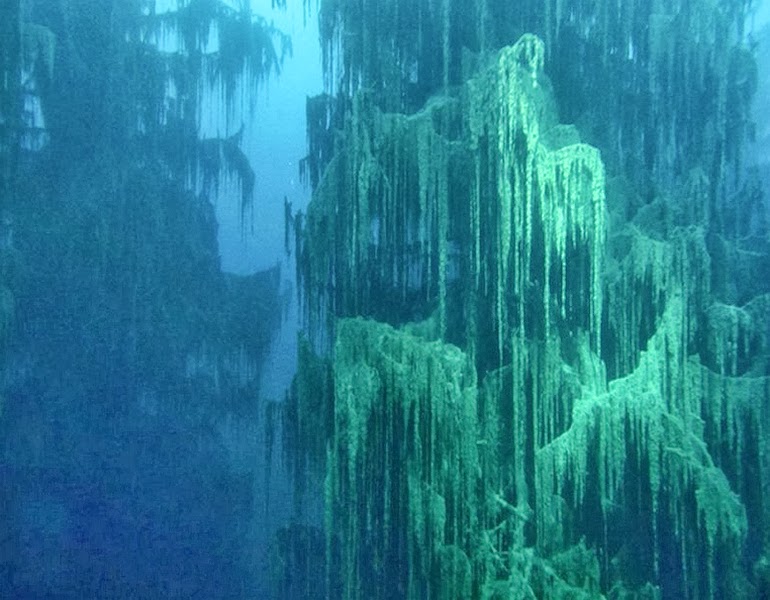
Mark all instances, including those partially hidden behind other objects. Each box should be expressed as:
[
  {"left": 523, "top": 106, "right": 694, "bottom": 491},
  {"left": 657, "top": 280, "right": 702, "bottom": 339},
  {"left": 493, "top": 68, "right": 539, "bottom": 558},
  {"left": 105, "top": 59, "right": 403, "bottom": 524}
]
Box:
[{"left": 284, "top": 1, "right": 768, "bottom": 598}]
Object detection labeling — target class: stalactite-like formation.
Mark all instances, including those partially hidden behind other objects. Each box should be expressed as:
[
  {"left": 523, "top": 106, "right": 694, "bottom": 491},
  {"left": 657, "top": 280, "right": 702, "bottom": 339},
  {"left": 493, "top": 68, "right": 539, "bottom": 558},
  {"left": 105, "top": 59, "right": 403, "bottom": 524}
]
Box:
[{"left": 284, "top": 0, "right": 767, "bottom": 598}]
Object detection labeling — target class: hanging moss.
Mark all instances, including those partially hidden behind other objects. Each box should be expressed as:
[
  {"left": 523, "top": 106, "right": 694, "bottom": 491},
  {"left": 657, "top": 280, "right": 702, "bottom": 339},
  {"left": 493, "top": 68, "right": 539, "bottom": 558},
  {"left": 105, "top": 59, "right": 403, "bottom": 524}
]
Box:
[
  {"left": 199, "top": 127, "right": 255, "bottom": 212},
  {"left": 268, "top": 523, "right": 328, "bottom": 600},
  {"left": 536, "top": 296, "right": 756, "bottom": 599},
  {"left": 2, "top": 0, "right": 288, "bottom": 404},
  {"left": 0, "top": 59, "right": 19, "bottom": 204},
  {"left": 313, "top": 0, "right": 458, "bottom": 113},
  {"left": 297, "top": 90, "right": 458, "bottom": 332},
  {"left": 131, "top": 0, "right": 289, "bottom": 212},
  {"left": 701, "top": 302, "right": 759, "bottom": 376},
  {"left": 605, "top": 172, "right": 718, "bottom": 371},
  {"left": 0, "top": 285, "right": 13, "bottom": 347},
  {"left": 286, "top": 2, "right": 767, "bottom": 598},
  {"left": 300, "top": 93, "right": 342, "bottom": 191},
  {"left": 298, "top": 34, "right": 605, "bottom": 366},
  {"left": 309, "top": 0, "right": 754, "bottom": 219},
  {"left": 324, "top": 317, "right": 479, "bottom": 600},
  {"left": 21, "top": 23, "right": 55, "bottom": 81},
  {"left": 283, "top": 334, "right": 333, "bottom": 503}
]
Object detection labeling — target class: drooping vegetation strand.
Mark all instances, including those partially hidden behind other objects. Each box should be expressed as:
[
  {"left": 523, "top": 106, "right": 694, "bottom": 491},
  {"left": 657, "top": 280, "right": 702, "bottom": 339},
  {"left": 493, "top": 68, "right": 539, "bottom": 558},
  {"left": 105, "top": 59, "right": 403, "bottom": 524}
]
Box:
[{"left": 283, "top": 0, "right": 769, "bottom": 598}]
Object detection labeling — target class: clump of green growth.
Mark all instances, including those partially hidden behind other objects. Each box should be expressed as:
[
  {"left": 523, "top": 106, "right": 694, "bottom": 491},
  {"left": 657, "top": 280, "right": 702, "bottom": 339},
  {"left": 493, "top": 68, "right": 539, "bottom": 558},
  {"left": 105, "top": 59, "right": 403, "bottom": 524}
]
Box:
[
  {"left": 299, "top": 34, "right": 605, "bottom": 366},
  {"left": 293, "top": 33, "right": 612, "bottom": 598},
  {"left": 536, "top": 297, "right": 751, "bottom": 598},
  {"left": 327, "top": 317, "right": 479, "bottom": 600},
  {"left": 287, "top": 1, "right": 769, "bottom": 594}
]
